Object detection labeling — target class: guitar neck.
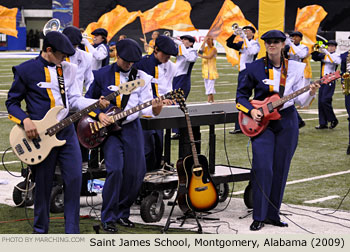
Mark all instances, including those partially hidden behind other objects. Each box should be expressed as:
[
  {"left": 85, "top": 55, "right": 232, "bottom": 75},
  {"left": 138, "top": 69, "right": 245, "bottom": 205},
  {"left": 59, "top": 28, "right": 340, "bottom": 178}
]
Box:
[
  {"left": 46, "top": 90, "right": 121, "bottom": 136},
  {"left": 184, "top": 112, "right": 200, "bottom": 167},
  {"left": 271, "top": 81, "right": 318, "bottom": 109}
]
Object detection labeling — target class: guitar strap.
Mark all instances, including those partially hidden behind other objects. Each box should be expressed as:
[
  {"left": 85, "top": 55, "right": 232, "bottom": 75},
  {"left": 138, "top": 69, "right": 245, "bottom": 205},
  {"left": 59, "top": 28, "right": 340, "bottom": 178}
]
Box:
[
  {"left": 278, "top": 58, "right": 288, "bottom": 98},
  {"left": 56, "top": 65, "right": 67, "bottom": 108},
  {"left": 119, "top": 67, "right": 137, "bottom": 110}
]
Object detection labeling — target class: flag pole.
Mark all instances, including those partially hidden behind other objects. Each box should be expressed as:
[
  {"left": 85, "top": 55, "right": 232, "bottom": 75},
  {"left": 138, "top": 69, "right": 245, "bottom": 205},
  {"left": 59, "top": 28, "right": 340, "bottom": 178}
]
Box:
[{"left": 139, "top": 16, "right": 148, "bottom": 53}]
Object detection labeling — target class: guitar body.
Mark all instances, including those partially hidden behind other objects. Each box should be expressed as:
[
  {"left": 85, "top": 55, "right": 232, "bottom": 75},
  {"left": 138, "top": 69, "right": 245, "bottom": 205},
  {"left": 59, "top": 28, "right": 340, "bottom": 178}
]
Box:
[
  {"left": 9, "top": 106, "right": 66, "bottom": 165},
  {"left": 77, "top": 106, "right": 122, "bottom": 149},
  {"left": 239, "top": 93, "right": 282, "bottom": 137},
  {"left": 176, "top": 154, "right": 219, "bottom": 213}
]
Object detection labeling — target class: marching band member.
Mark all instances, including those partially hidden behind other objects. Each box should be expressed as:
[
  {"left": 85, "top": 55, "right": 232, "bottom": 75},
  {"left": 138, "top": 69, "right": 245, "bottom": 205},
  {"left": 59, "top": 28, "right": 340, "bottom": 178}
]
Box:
[
  {"left": 285, "top": 31, "right": 309, "bottom": 128},
  {"left": 312, "top": 40, "right": 341, "bottom": 129},
  {"left": 82, "top": 28, "right": 109, "bottom": 70},
  {"left": 171, "top": 34, "right": 198, "bottom": 139},
  {"left": 62, "top": 26, "right": 94, "bottom": 94},
  {"left": 85, "top": 38, "right": 163, "bottom": 233},
  {"left": 198, "top": 36, "right": 218, "bottom": 103},
  {"left": 6, "top": 31, "right": 109, "bottom": 233},
  {"left": 236, "top": 30, "right": 319, "bottom": 231},
  {"left": 340, "top": 42, "right": 350, "bottom": 154},
  {"left": 140, "top": 31, "right": 159, "bottom": 55},
  {"left": 135, "top": 35, "right": 178, "bottom": 171},
  {"left": 226, "top": 25, "right": 260, "bottom": 134}
]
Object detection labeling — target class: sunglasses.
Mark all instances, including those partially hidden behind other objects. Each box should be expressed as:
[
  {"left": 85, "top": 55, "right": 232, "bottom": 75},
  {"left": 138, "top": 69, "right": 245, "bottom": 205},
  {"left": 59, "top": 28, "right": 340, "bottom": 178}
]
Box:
[{"left": 265, "top": 39, "right": 282, "bottom": 45}]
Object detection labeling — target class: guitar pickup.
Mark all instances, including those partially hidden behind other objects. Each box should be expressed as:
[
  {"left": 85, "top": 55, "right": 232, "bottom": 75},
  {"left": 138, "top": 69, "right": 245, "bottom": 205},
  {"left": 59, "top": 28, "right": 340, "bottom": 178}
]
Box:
[
  {"left": 195, "top": 186, "right": 208, "bottom": 192},
  {"left": 22, "top": 138, "right": 32, "bottom": 152},
  {"left": 32, "top": 136, "right": 41, "bottom": 149},
  {"left": 15, "top": 144, "right": 24, "bottom": 155},
  {"left": 267, "top": 102, "right": 274, "bottom": 113}
]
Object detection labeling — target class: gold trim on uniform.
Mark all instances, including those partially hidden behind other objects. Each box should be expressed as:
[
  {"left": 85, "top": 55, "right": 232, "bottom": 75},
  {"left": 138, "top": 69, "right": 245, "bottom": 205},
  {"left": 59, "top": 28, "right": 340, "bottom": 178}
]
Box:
[
  {"left": 88, "top": 111, "right": 97, "bottom": 118},
  {"left": 8, "top": 114, "right": 22, "bottom": 124},
  {"left": 154, "top": 66, "right": 159, "bottom": 97},
  {"left": 236, "top": 103, "right": 249, "bottom": 113},
  {"left": 44, "top": 67, "right": 55, "bottom": 108},
  {"left": 115, "top": 72, "right": 121, "bottom": 108}
]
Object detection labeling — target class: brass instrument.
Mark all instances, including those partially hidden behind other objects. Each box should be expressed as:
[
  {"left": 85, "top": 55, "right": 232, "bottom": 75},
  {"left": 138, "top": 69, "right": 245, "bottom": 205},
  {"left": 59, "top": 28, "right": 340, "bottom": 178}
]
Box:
[
  {"left": 232, "top": 23, "right": 244, "bottom": 37},
  {"left": 82, "top": 33, "right": 92, "bottom": 40},
  {"left": 312, "top": 43, "right": 326, "bottom": 52},
  {"left": 342, "top": 51, "right": 350, "bottom": 95},
  {"left": 43, "top": 18, "right": 62, "bottom": 36}
]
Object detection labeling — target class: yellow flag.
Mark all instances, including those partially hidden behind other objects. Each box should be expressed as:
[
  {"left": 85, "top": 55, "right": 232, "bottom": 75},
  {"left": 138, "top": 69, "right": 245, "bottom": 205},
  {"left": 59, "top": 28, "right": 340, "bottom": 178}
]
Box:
[
  {"left": 140, "top": 0, "right": 196, "bottom": 34},
  {"left": 84, "top": 5, "right": 140, "bottom": 42},
  {"left": 295, "top": 5, "right": 328, "bottom": 52},
  {"left": 207, "top": 0, "right": 256, "bottom": 66},
  {"left": 0, "top": 5, "right": 18, "bottom": 38}
]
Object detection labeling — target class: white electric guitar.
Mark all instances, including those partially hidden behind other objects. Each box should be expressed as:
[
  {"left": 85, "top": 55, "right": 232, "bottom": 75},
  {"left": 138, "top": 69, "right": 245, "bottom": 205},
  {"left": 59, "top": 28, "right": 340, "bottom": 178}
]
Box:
[{"left": 9, "top": 79, "right": 144, "bottom": 165}]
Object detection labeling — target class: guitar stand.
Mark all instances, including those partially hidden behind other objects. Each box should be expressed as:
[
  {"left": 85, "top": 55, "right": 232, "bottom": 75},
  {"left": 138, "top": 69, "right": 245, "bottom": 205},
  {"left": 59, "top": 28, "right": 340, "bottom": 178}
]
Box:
[{"left": 162, "top": 193, "right": 203, "bottom": 234}]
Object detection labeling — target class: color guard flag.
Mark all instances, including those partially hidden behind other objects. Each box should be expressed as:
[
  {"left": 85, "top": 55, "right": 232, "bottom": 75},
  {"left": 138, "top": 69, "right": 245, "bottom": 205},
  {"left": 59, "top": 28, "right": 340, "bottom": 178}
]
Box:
[
  {"left": 295, "top": 5, "right": 328, "bottom": 51},
  {"left": 140, "top": 0, "right": 196, "bottom": 34},
  {"left": 0, "top": 5, "right": 18, "bottom": 38},
  {"left": 207, "top": 0, "right": 256, "bottom": 66},
  {"left": 84, "top": 5, "right": 140, "bottom": 42}
]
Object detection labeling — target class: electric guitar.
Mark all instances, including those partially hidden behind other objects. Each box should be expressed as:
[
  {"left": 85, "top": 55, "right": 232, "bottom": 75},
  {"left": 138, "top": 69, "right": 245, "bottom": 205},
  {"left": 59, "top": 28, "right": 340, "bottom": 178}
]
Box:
[
  {"left": 175, "top": 95, "right": 219, "bottom": 213},
  {"left": 77, "top": 89, "right": 184, "bottom": 149},
  {"left": 9, "top": 79, "right": 144, "bottom": 165},
  {"left": 239, "top": 71, "right": 341, "bottom": 137}
]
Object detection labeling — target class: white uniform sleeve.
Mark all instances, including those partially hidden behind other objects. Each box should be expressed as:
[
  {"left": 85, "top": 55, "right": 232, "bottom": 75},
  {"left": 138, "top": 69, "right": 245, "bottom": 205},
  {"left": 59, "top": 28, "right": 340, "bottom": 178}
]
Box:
[
  {"left": 83, "top": 53, "right": 94, "bottom": 92},
  {"left": 85, "top": 42, "right": 108, "bottom": 61},
  {"left": 138, "top": 71, "right": 155, "bottom": 117},
  {"left": 294, "top": 65, "right": 315, "bottom": 106},
  {"left": 323, "top": 53, "right": 342, "bottom": 65},
  {"left": 290, "top": 43, "right": 309, "bottom": 59},
  {"left": 245, "top": 39, "right": 260, "bottom": 56},
  {"left": 179, "top": 44, "right": 198, "bottom": 62}
]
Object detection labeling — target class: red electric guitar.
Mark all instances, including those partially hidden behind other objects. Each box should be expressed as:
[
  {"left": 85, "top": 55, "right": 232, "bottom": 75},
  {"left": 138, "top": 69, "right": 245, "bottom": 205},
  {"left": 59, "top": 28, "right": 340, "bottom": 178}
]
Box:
[{"left": 238, "top": 71, "right": 341, "bottom": 137}]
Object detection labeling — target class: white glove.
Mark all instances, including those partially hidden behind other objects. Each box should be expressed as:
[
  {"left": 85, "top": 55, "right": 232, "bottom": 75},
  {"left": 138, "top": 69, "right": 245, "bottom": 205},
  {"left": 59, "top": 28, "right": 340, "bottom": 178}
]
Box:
[
  {"left": 233, "top": 29, "right": 240, "bottom": 36},
  {"left": 238, "top": 30, "right": 245, "bottom": 38},
  {"left": 81, "top": 38, "right": 91, "bottom": 46},
  {"left": 320, "top": 47, "right": 329, "bottom": 55},
  {"left": 285, "top": 38, "right": 292, "bottom": 46},
  {"left": 346, "top": 63, "right": 350, "bottom": 72}
]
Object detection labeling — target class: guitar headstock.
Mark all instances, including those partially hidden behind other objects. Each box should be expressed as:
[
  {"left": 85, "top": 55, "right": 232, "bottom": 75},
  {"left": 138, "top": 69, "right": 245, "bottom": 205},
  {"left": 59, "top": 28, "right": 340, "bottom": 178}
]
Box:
[
  {"left": 173, "top": 89, "right": 187, "bottom": 113},
  {"left": 117, "top": 79, "right": 145, "bottom": 94},
  {"left": 165, "top": 88, "right": 184, "bottom": 100},
  {"left": 320, "top": 71, "right": 341, "bottom": 85}
]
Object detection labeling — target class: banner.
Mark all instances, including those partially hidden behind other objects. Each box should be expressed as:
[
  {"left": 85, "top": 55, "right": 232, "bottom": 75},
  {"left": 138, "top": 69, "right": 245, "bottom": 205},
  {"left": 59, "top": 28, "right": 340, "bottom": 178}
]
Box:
[
  {"left": 206, "top": 0, "right": 256, "bottom": 66},
  {"left": 295, "top": 5, "right": 328, "bottom": 51},
  {"left": 257, "top": 0, "right": 285, "bottom": 58},
  {"left": 0, "top": 5, "right": 18, "bottom": 38},
  {"left": 85, "top": 5, "right": 140, "bottom": 42},
  {"left": 140, "top": 0, "right": 196, "bottom": 34}
]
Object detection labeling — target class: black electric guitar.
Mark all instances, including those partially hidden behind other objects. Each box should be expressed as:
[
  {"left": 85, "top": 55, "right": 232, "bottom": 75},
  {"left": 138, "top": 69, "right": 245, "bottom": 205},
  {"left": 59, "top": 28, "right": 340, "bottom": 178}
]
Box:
[
  {"left": 77, "top": 89, "right": 183, "bottom": 149},
  {"left": 175, "top": 95, "right": 219, "bottom": 213},
  {"left": 9, "top": 79, "right": 144, "bottom": 165}
]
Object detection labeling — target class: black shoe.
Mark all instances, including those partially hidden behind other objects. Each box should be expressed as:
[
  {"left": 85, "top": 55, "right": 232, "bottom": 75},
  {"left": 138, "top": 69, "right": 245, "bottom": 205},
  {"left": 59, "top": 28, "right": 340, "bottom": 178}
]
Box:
[
  {"left": 229, "top": 129, "right": 242, "bottom": 134},
  {"left": 315, "top": 125, "right": 328, "bottom": 129},
  {"left": 250, "top": 220, "right": 264, "bottom": 231},
  {"left": 347, "top": 145, "right": 350, "bottom": 155},
  {"left": 299, "top": 121, "right": 306, "bottom": 128},
  {"left": 329, "top": 119, "right": 338, "bottom": 129},
  {"left": 264, "top": 218, "right": 288, "bottom": 227},
  {"left": 171, "top": 133, "right": 180, "bottom": 140},
  {"left": 117, "top": 218, "right": 135, "bottom": 228},
  {"left": 101, "top": 222, "right": 117, "bottom": 233}
]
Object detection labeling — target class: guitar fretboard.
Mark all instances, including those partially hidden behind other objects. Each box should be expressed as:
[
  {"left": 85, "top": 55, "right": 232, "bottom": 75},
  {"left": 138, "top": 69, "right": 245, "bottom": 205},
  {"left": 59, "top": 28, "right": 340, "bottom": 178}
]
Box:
[
  {"left": 46, "top": 90, "right": 121, "bottom": 136},
  {"left": 184, "top": 111, "right": 200, "bottom": 167},
  {"left": 271, "top": 80, "right": 320, "bottom": 109}
]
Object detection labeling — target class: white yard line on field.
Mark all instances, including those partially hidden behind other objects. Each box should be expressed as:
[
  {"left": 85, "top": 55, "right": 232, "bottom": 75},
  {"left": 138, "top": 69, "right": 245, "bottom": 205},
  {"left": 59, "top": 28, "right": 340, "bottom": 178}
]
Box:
[{"left": 303, "top": 195, "right": 340, "bottom": 204}]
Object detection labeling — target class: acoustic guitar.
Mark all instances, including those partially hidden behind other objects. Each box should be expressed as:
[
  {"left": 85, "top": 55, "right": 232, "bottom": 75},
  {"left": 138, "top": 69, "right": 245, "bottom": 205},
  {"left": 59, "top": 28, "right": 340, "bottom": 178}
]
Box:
[
  {"left": 175, "top": 95, "right": 219, "bottom": 213},
  {"left": 77, "top": 89, "right": 183, "bottom": 149},
  {"left": 239, "top": 71, "right": 341, "bottom": 137},
  {"left": 9, "top": 79, "right": 144, "bottom": 165}
]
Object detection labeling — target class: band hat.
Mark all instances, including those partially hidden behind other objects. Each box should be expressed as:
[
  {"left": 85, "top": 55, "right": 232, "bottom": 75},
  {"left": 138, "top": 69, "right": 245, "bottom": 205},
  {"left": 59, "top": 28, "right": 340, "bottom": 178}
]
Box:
[
  {"left": 62, "top": 26, "right": 82, "bottom": 46},
  {"left": 290, "top": 31, "right": 303, "bottom": 38},
  {"left": 180, "top": 35, "right": 196, "bottom": 43},
  {"left": 155, "top": 35, "right": 178, "bottom": 56},
  {"left": 44, "top": 31, "right": 75, "bottom": 56},
  {"left": 260, "top": 30, "right": 286, "bottom": 41},
  {"left": 116, "top": 38, "right": 142, "bottom": 62},
  {"left": 242, "top": 26, "right": 256, "bottom": 33},
  {"left": 91, "top": 28, "right": 108, "bottom": 37},
  {"left": 326, "top": 40, "right": 338, "bottom": 46}
]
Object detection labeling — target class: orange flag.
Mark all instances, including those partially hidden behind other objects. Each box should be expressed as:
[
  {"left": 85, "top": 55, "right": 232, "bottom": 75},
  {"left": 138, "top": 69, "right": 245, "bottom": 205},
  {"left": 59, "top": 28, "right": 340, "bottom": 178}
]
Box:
[
  {"left": 0, "top": 5, "right": 18, "bottom": 38},
  {"left": 140, "top": 0, "right": 196, "bottom": 34},
  {"left": 207, "top": 0, "right": 256, "bottom": 66},
  {"left": 295, "top": 5, "right": 328, "bottom": 52},
  {"left": 84, "top": 5, "right": 140, "bottom": 42}
]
